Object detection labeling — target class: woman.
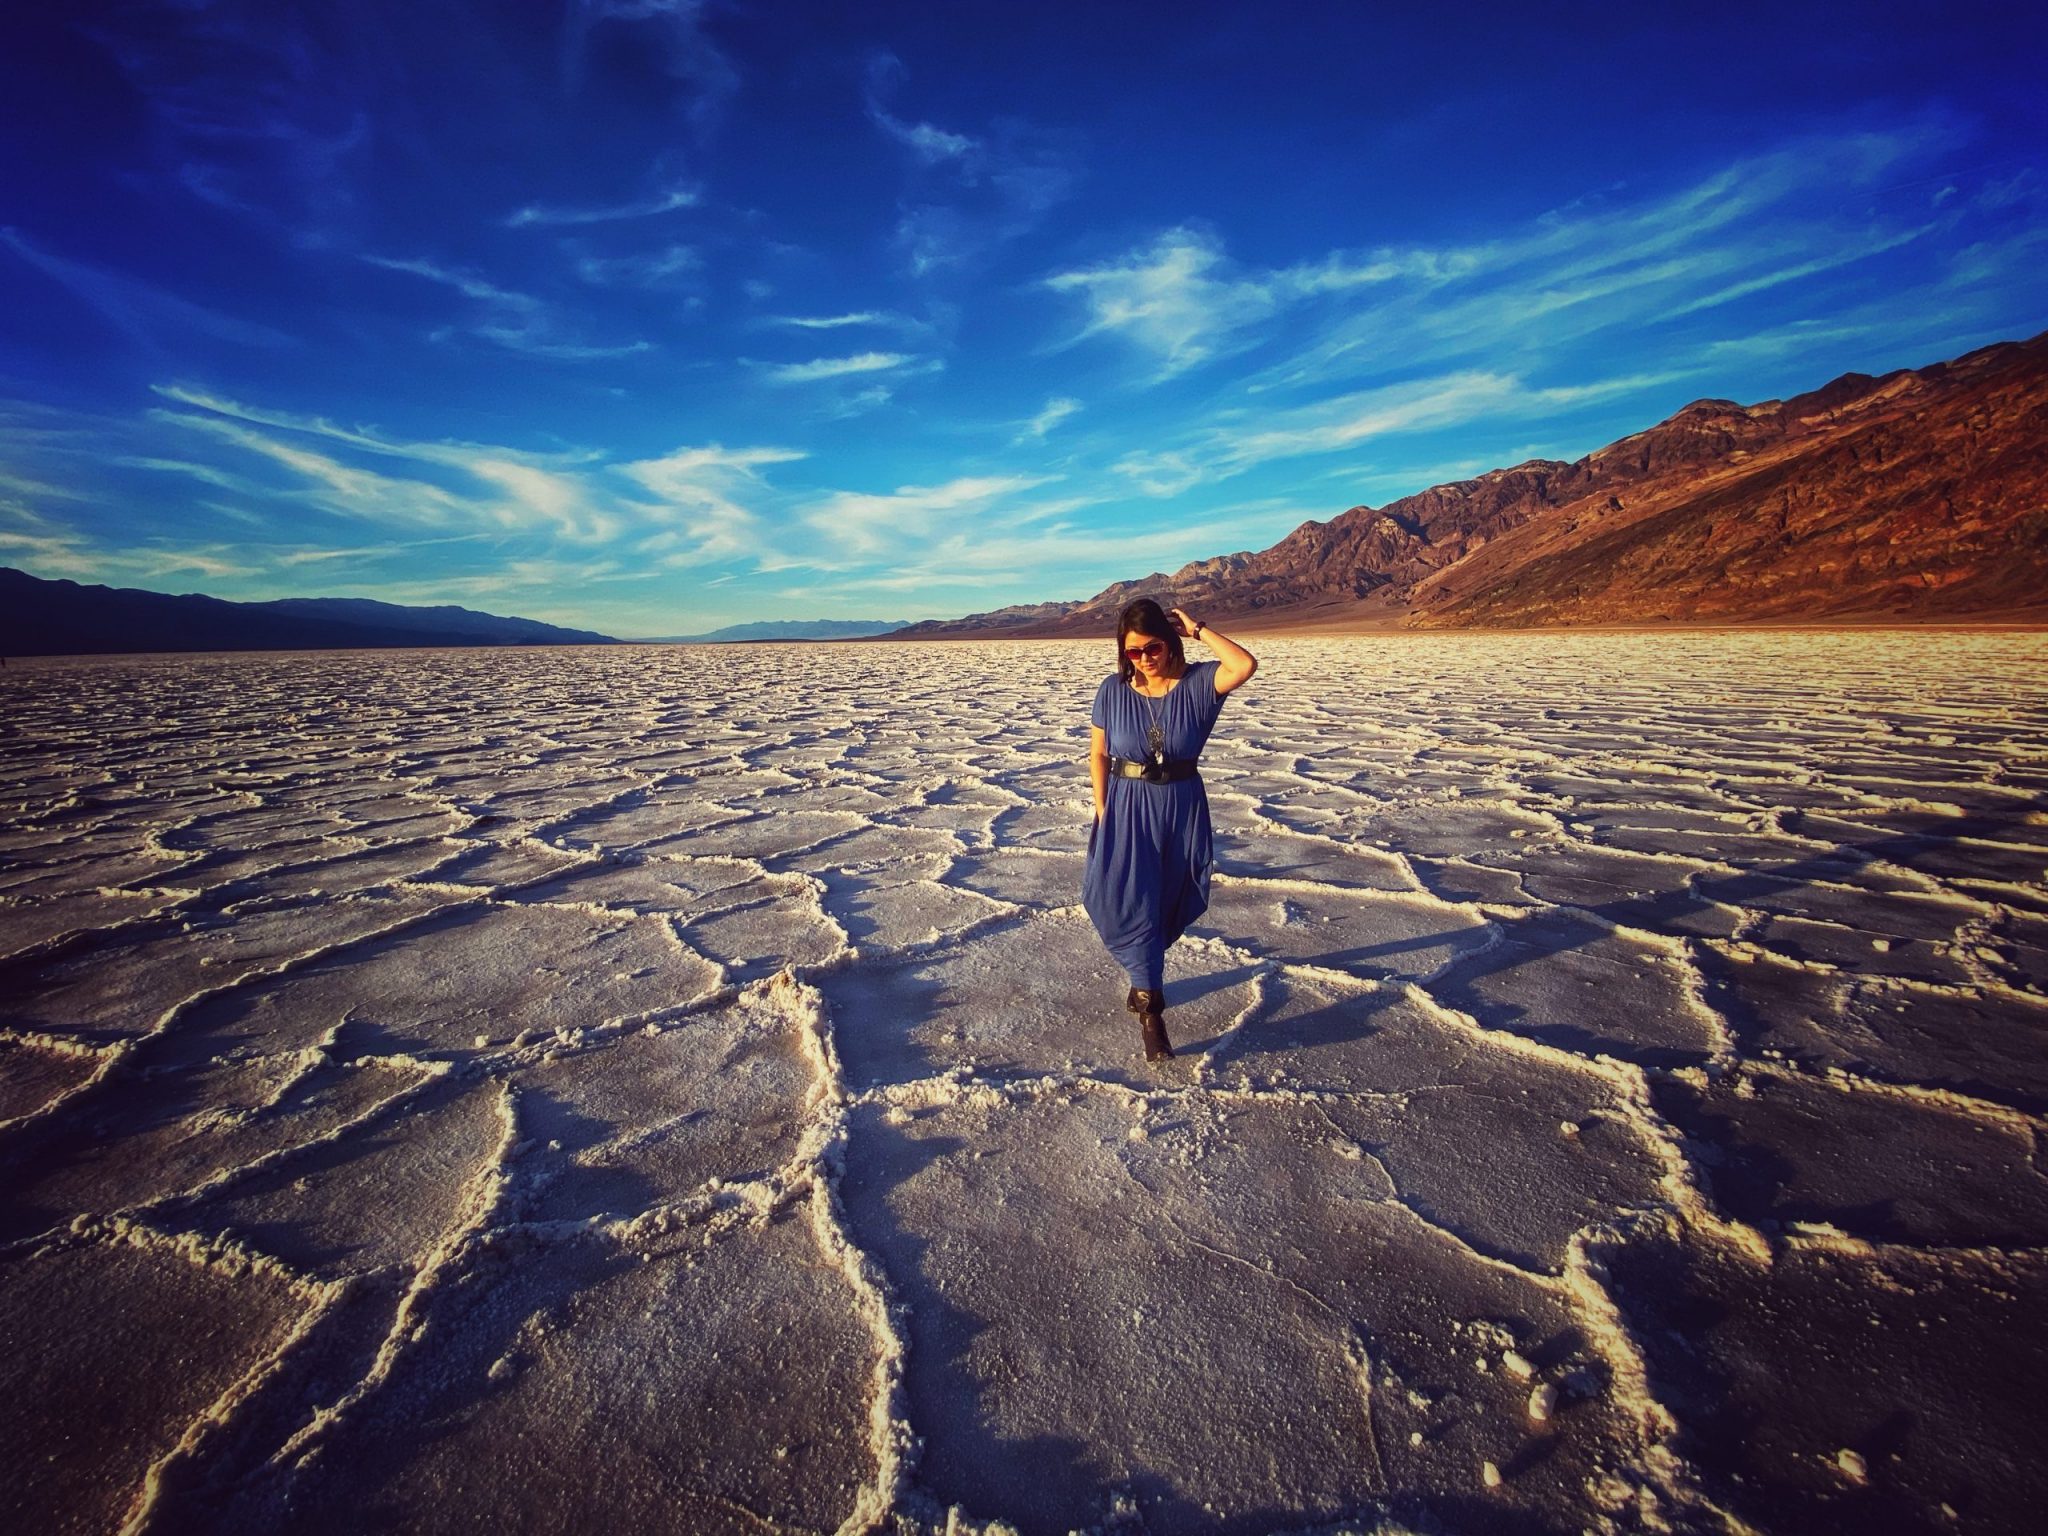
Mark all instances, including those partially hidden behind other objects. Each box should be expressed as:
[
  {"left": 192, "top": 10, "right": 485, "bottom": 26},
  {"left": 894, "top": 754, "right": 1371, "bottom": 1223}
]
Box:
[{"left": 1083, "top": 598, "right": 1258, "bottom": 1062}]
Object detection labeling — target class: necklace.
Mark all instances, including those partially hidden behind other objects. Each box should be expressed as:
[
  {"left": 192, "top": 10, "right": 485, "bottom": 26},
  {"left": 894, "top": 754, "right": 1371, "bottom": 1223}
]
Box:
[{"left": 1140, "top": 686, "right": 1167, "bottom": 765}]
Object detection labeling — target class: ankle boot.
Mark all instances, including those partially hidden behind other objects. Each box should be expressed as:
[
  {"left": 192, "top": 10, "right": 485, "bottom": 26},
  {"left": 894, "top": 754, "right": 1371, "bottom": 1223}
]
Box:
[
  {"left": 1131, "top": 989, "right": 1173, "bottom": 1062},
  {"left": 1126, "top": 986, "right": 1141, "bottom": 1014}
]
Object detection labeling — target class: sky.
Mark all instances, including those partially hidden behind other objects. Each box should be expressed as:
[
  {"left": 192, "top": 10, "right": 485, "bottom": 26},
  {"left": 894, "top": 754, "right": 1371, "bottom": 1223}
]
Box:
[{"left": 1, "top": 1, "right": 2044, "bottom": 637}]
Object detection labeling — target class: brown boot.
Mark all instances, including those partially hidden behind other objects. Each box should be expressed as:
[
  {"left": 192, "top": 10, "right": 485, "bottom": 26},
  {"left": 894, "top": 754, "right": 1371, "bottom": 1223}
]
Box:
[{"left": 1131, "top": 989, "right": 1173, "bottom": 1062}]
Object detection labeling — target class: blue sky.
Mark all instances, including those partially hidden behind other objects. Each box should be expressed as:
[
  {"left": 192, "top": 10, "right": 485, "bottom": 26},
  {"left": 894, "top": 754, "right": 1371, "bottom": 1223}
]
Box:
[{"left": 1, "top": 1, "right": 2043, "bottom": 635}]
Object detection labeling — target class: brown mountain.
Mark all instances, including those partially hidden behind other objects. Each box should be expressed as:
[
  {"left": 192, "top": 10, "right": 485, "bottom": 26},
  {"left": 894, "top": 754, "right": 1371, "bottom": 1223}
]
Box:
[{"left": 894, "top": 329, "right": 2048, "bottom": 638}]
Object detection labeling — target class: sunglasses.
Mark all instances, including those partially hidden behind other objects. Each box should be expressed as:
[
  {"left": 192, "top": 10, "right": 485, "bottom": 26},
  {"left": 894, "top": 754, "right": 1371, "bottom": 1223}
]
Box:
[{"left": 1123, "top": 640, "right": 1167, "bottom": 661}]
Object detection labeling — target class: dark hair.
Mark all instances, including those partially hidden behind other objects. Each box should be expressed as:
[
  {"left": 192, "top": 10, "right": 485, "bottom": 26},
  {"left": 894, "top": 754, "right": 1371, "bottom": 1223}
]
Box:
[{"left": 1115, "top": 598, "right": 1185, "bottom": 684}]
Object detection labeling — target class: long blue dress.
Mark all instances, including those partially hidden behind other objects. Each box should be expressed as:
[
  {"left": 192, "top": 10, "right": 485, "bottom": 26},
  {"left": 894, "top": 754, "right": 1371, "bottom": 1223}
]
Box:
[{"left": 1083, "top": 659, "right": 1229, "bottom": 992}]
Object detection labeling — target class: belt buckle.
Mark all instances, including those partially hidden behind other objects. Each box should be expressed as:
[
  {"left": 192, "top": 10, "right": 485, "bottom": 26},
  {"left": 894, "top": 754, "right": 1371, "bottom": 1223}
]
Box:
[{"left": 1140, "top": 760, "right": 1169, "bottom": 784}]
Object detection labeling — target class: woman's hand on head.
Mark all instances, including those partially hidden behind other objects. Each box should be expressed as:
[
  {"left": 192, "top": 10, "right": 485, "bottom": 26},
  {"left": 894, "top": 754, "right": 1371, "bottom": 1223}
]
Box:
[{"left": 1166, "top": 607, "right": 1198, "bottom": 638}]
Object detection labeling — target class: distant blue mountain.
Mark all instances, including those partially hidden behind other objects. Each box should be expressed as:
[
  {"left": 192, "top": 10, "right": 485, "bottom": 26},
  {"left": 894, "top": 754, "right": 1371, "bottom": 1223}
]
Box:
[
  {"left": 647, "top": 618, "right": 924, "bottom": 643},
  {"left": 0, "top": 567, "right": 617, "bottom": 656},
  {"left": 256, "top": 595, "right": 613, "bottom": 646}
]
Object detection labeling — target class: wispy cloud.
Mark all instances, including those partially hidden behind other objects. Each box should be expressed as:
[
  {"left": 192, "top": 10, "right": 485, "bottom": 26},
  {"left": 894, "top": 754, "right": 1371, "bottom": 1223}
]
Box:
[
  {"left": 1111, "top": 451, "right": 1204, "bottom": 499},
  {"left": 1204, "top": 371, "right": 1586, "bottom": 470},
  {"left": 795, "top": 474, "right": 1056, "bottom": 562},
  {"left": 2, "top": 227, "right": 294, "bottom": 351},
  {"left": 1099, "top": 366, "right": 1692, "bottom": 500},
  {"left": 1661, "top": 223, "right": 1937, "bottom": 320},
  {"left": 864, "top": 52, "right": 1076, "bottom": 278},
  {"left": 472, "top": 332, "right": 653, "bottom": 361},
  {"left": 0, "top": 528, "right": 100, "bottom": 578},
  {"left": 1016, "top": 396, "right": 1082, "bottom": 442},
  {"left": 141, "top": 388, "right": 813, "bottom": 560},
  {"left": 768, "top": 311, "right": 903, "bottom": 330},
  {"left": 365, "top": 254, "right": 651, "bottom": 358},
  {"left": 1045, "top": 126, "right": 1964, "bottom": 388},
  {"left": 770, "top": 506, "right": 1307, "bottom": 602},
  {"left": 574, "top": 244, "right": 700, "bottom": 287},
  {"left": 84, "top": 3, "right": 375, "bottom": 244},
  {"left": 751, "top": 351, "right": 924, "bottom": 384},
  {"left": 0, "top": 466, "right": 89, "bottom": 503},
  {"left": 874, "top": 114, "right": 978, "bottom": 166},
  {"left": 112, "top": 456, "right": 271, "bottom": 496},
  {"left": 134, "top": 545, "right": 259, "bottom": 579},
  {"left": 619, "top": 444, "right": 806, "bottom": 563},
  {"left": 864, "top": 53, "right": 980, "bottom": 167},
  {"left": 97, "top": 381, "right": 824, "bottom": 587},
  {"left": 0, "top": 522, "right": 259, "bottom": 584},
  {"left": 363, "top": 255, "right": 528, "bottom": 307},
  {"left": 1044, "top": 227, "right": 1278, "bottom": 379},
  {"left": 150, "top": 387, "right": 634, "bottom": 541},
  {"left": 506, "top": 183, "right": 699, "bottom": 228},
  {"left": 155, "top": 410, "right": 474, "bottom": 530}
]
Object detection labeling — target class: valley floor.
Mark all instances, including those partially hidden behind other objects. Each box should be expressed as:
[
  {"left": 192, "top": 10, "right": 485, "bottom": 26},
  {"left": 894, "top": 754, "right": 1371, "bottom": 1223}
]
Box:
[{"left": 3, "top": 633, "right": 2045, "bottom": 1535}]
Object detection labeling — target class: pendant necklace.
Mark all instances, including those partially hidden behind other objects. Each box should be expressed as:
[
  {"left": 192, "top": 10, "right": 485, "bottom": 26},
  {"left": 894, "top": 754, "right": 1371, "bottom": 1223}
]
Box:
[{"left": 1141, "top": 684, "right": 1167, "bottom": 765}]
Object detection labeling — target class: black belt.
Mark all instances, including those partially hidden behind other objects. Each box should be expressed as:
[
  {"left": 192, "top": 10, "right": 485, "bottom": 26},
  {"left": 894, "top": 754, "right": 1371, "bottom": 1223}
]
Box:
[{"left": 1110, "top": 756, "right": 1198, "bottom": 783}]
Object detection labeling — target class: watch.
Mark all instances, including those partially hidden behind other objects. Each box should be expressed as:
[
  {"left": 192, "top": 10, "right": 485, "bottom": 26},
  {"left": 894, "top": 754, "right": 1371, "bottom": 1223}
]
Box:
[{"left": 1192, "top": 620, "right": 1206, "bottom": 638}]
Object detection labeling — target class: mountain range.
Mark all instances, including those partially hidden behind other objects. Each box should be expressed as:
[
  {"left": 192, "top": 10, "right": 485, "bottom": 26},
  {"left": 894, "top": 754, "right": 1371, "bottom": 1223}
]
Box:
[
  {"left": 894, "top": 330, "right": 2048, "bottom": 638},
  {"left": 0, "top": 571, "right": 617, "bottom": 656},
  {"left": 10, "top": 331, "right": 2042, "bottom": 656},
  {"left": 644, "top": 618, "right": 922, "bottom": 643}
]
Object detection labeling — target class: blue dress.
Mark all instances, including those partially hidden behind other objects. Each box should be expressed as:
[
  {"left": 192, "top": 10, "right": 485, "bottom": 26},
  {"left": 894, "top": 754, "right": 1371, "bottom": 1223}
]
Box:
[{"left": 1083, "top": 659, "right": 1229, "bottom": 992}]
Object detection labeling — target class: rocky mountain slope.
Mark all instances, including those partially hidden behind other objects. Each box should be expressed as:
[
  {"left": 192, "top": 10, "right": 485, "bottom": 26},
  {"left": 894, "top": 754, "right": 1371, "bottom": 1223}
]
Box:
[{"left": 895, "top": 330, "right": 2048, "bottom": 637}]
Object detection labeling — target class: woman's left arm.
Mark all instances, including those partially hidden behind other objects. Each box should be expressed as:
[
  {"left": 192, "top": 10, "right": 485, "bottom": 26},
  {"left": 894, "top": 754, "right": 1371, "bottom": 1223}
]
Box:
[{"left": 1169, "top": 608, "right": 1257, "bottom": 695}]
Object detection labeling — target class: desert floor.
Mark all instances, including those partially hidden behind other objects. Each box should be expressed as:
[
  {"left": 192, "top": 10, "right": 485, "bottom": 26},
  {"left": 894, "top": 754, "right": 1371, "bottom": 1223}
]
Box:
[{"left": 3, "top": 633, "right": 2046, "bottom": 1536}]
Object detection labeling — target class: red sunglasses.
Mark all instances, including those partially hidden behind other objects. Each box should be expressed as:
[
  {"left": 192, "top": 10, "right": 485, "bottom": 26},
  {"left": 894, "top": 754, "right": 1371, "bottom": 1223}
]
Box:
[{"left": 1123, "top": 640, "right": 1167, "bottom": 660}]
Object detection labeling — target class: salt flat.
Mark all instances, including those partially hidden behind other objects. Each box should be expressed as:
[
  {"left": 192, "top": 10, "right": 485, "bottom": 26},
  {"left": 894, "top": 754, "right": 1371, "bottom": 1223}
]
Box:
[{"left": 3, "top": 632, "right": 2046, "bottom": 1536}]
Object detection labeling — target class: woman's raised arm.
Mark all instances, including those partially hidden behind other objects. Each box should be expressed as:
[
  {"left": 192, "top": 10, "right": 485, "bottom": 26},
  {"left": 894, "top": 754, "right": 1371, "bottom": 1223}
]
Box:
[{"left": 1169, "top": 608, "right": 1257, "bottom": 695}]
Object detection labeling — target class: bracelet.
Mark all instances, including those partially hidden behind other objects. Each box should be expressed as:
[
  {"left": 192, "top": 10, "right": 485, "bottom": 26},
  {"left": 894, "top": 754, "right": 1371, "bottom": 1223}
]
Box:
[{"left": 1192, "top": 620, "right": 1206, "bottom": 638}]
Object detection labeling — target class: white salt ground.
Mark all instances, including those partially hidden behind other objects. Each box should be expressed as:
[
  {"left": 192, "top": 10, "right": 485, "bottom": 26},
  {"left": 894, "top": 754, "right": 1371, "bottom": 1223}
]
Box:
[{"left": 1, "top": 631, "right": 2046, "bottom": 1536}]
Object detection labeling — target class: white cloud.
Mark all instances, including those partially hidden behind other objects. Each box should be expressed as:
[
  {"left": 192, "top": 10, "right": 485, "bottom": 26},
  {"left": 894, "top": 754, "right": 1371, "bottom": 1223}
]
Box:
[
  {"left": 506, "top": 183, "right": 699, "bottom": 228},
  {"left": 470, "top": 328, "right": 653, "bottom": 360},
  {"left": 0, "top": 525, "right": 258, "bottom": 584},
  {"left": 864, "top": 53, "right": 1075, "bottom": 279},
  {"left": 752, "top": 351, "right": 921, "bottom": 384},
  {"left": 1017, "top": 396, "right": 1081, "bottom": 442},
  {"left": 135, "top": 545, "right": 258, "bottom": 579},
  {"left": 1, "top": 227, "right": 294, "bottom": 350},
  {"left": 864, "top": 55, "right": 980, "bottom": 168},
  {"left": 618, "top": 443, "right": 806, "bottom": 563},
  {"left": 575, "top": 245, "right": 700, "bottom": 287},
  {"left": 365, "top": 255, "right": 650, "bottom": 360},
  {"left": 874, "top": 112, "right": 979, "bottom": 166},
  {"left": 0, "top": 528, "right": 99, "bottom": 577},
  {"left": 1048, "top": 125, "right": 1963, "bottom": 389},
  {"left": 771, "top": 509, "right": 1304, "bottom": 602},
  {"left": 156, "top": 411, "right": 475, "bottom": 529},
  {"left": 113, "top": 456, "right": 266, "bottom": 495},
  {"left": 1044, "top": 227, "right": 1279, "bottom": 379},
  {"left": 768, "top": 312, "right": 896, "bottom": 330},
  {"left": 1095, "top": 366, "right": 1693, "bottom": 499},
  {"left": 895, "top": 205, "right": 971, "bottom": 277},
  {"left": 363, "top": 255, "right": 533, "bottom": 308},
  {"left": 0, "top": 466, "right": 89, "bottom": 502},
  {"left": 151, "top": 387, "right": 713, "bottom": 542},
  {"left": 1111, "top": 451, "right": 1204, "bottom": 499},
  {"left": 1208, "top": 372, "right": 1531, "bottom": 468},
  {"left": 796, "top": 474, "right": 1055, "bottom": 561},
  {"left": 820, "top": 385, "right": 896, "bottom": 419}
]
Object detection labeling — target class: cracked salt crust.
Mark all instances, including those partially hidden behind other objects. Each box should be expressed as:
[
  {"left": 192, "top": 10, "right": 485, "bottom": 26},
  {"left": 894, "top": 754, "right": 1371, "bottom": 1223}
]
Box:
[{"left": 2, "top": 631, "right": 2046, "bottom": 1534}]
